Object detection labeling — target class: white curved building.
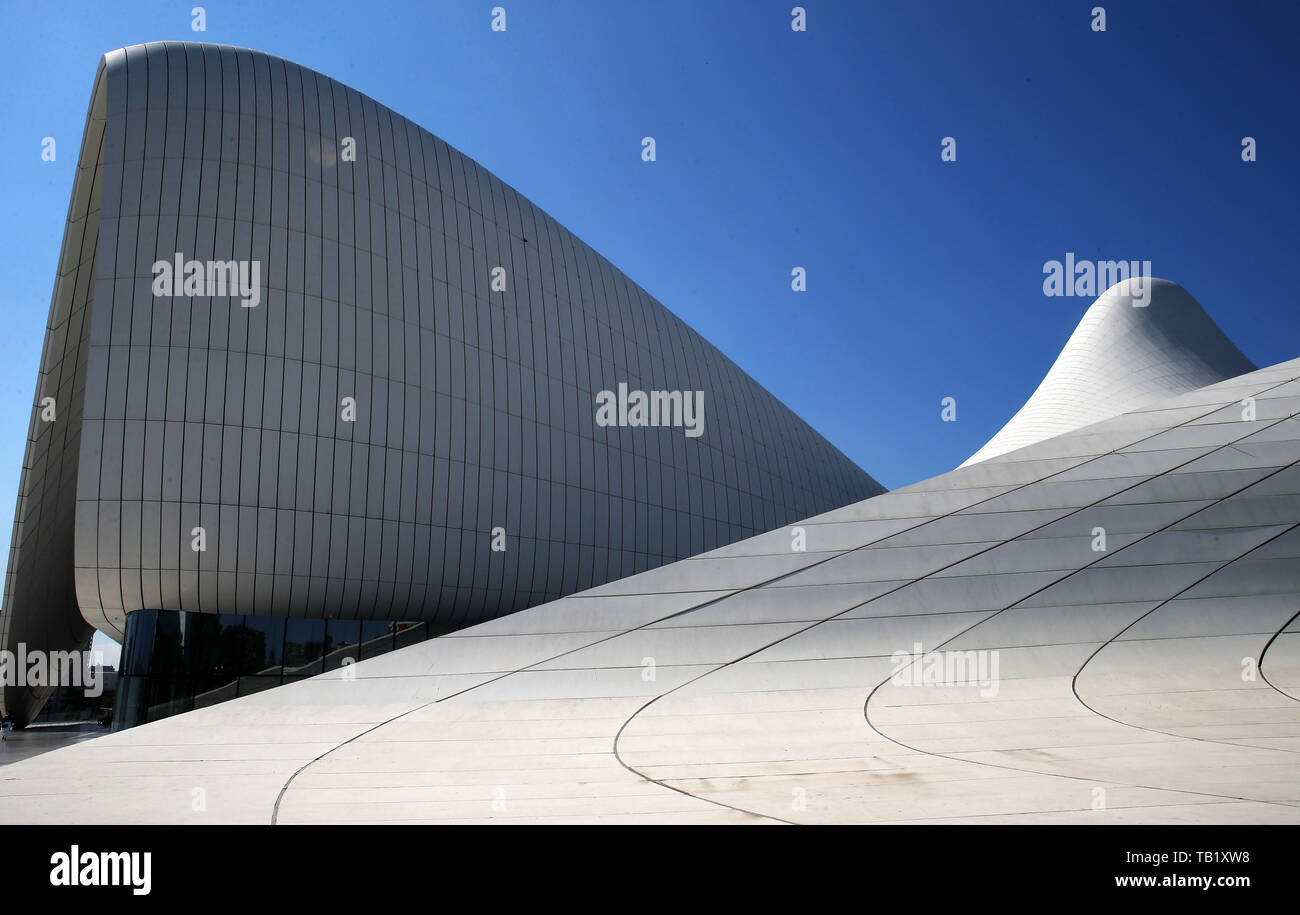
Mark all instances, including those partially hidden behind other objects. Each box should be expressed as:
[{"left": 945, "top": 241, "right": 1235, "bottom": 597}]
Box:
[
  {"left": 0, "top": 42, "right": 882, "bottom": 729},
  {"left": 1, "top": 288, "right": 1296, "bottom": 825},
  {"left": 962, "top": 278, "right": 1256, "bottom": 466}
]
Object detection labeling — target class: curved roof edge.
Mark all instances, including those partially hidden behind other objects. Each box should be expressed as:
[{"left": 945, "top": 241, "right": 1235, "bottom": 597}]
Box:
[
  {"left": 0, "top": 42, "right": 884, "bottom": 725},
  {"left": 961, "top": 277, "right": 1256, "bottom": 467}
]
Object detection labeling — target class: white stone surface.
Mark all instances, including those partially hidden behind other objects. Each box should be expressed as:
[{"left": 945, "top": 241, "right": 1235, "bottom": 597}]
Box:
[
  {"left": 1, "top": 355, "right": 1297, "bottom": 824},
  {"left": 962, "top": 278, "right": 1256, "bottom": 466}
]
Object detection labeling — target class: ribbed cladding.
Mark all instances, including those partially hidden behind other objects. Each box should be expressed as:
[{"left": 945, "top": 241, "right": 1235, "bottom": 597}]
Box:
[
  {"left": 5, "top": 41, "right": 882, "bottom": 726},
  {"left": 0, "top": 61, "right": 110, "bottom": 725},
  {"left": 962, "top": 278, "right": 1258, "bottom": 467}
]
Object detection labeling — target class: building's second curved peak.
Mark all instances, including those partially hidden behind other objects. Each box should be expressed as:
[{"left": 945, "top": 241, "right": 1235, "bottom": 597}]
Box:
[{"left": 961, "top": 277, "right": 1256, "bottom": 467}]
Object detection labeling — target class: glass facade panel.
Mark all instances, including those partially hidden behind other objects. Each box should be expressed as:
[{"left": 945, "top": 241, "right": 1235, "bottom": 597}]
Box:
[
  {"left": 393, "top": 621, "right": 427, "bottom": 650},
  {"left": 358, "top": 620, "right": 394, "bottom": 660},
  {"left": 239, "top": 616, "right": 285, "bottom": 675},
  {"left": 284, "top": 617, "right": 325, "bottom": 675},
  {"left": 323, "top": 618, "right": 360, "bottom": 671},
  {"left": 113, "top": 608, "right": 439, "bottom": 728},
  {"left": 120, "top": 608, "right": 157, "bottom": 676}
]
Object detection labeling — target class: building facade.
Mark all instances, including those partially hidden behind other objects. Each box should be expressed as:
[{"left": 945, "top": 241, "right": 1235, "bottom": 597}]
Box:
[
  {"left": 0, "top": 43, "right": 882, "bottom": 726},
  {"left": 961, "top": 278, "right": 1256, "bottom": 466}
]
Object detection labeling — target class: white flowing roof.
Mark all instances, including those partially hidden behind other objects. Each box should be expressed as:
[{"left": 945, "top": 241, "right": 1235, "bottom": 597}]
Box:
[
  {"left": 2, "top": 354, "right": 1298, "bottom": 824},
  {"left": 962, "top": 278, "right": 1256, "bottom": 466}
]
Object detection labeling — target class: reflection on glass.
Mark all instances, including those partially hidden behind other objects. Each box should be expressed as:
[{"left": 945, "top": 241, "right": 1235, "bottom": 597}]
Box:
[
  {"left": 236, "top": 676, "right": 280, "bottom": 698},
  {"left": 358, "top": 620, "right": 394, "bottom": 660},
  {"left": 284, "top": 618, "right": 325, "bottom": 675},
  {"left": 114, "top": 609, "right": 440, "bottom": 730},
  {"left": 151, "top": 610, "right": 184, "bottom": 677},
  {"left": 120, "top": 610, "right": 158, "bottom": 677},
  {"left": 394, "top": 621, "right": 427, "bottom": 650},
  {"left": 239, "top": 616, "right": 285, "bottom": 675},
  {"left": 323, "top": 619, "right": 360, "bottom": 672}
]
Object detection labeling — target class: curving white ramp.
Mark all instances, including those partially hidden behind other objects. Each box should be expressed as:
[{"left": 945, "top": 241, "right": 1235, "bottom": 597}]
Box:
[
  {"left": 961, "top": 278, "right": 1256, "bottom": 467},
  {"left": 0, "top": 355, "right": 1297, "bottom": 824}
]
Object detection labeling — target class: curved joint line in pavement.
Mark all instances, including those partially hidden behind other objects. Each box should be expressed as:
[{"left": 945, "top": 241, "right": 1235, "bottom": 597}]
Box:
[
  {"left": 281, "top": 377, "right": 1300, "bottom": 824},
  {"left": 1069, "top": 526, "right": 1300, "bottom": 745},
  {"left": 859, "top": 465, "right": 1300, "bottom": 818},
  {"left": 277, "top": 377, "right": 1247, "bottom": 825},
  {"left": 1258, "top": 607, "right": 1300, "bottom": 702},
  {"left": 614, "top": 383, "right": 1300, "bottom": 822}
]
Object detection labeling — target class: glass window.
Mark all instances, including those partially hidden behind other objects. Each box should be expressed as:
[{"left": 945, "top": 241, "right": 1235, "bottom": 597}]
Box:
[
  {"left": 120, "top": 609, "right": 159, "bottom": 677},
  {"left": 188, "top": 613, "right": 243, "bottom": 684},
  {"left": 235, "top": 675, "right": 280, "bottom": 698},
  {"left": 323, "top": 619, "right": 361, "bottom": 672},
  {"left": 358, "top": 620, "right": 393, "bottom": 659},
  {"left": 393, "top": 621, "right": 427, "bottom": 650},
  {"left": 149, "top": 608, "right": 184, "bottom": 677},
  {"left": 146, "top": 676, "right": 193, "bottom": 721},
  {"left": 283, "top": 618, "right": 325, "bottom": 675},
  {"left": 113, "top": 677, "right": 150, "bottom": 730},
  {"left": 239, "top": 615, "right": 285, "bottom": 676}
]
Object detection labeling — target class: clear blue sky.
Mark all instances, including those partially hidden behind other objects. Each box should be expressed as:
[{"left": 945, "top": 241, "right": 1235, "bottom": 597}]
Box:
[{"left": 1, "top": 2, "right": 1297, "bottom": 663}]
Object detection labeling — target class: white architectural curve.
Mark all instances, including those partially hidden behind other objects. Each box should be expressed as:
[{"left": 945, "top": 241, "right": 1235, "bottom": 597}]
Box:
[
  {"left": 0, "top": 354, "right": 1297, "bottom": 824},
  {"left": 962, "top": 278, "right": 1256, "bottom": 466}
]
